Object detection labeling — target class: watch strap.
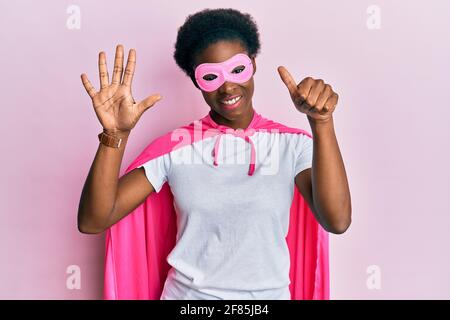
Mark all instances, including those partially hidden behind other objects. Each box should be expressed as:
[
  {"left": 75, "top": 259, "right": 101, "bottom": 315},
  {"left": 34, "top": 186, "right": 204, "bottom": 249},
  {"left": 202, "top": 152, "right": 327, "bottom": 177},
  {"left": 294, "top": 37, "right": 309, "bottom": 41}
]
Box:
[{"left": 98, "top": 131, "right": 123, "bottom": 148}]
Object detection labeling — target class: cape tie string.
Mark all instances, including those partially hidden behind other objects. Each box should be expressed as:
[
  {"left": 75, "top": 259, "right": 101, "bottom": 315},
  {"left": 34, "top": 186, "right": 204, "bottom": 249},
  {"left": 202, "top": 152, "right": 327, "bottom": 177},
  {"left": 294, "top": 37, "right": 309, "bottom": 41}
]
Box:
[{"left": 212, "top": 128, "right": 256, "bottom": 176}]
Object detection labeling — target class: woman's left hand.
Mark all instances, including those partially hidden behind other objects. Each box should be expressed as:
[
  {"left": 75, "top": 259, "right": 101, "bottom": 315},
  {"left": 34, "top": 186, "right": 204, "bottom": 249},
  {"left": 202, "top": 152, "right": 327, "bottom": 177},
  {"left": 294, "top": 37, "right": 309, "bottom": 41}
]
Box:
[{"left": 277, "top": 66, "right": 338, "bottom": 124}]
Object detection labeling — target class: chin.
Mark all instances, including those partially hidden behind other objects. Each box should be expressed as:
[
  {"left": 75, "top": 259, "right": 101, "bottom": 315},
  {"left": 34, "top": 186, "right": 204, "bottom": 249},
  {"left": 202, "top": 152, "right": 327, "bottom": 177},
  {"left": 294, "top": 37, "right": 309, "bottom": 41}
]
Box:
[{"left": 218, "top": 106, "right": 246, "bottom": 120}]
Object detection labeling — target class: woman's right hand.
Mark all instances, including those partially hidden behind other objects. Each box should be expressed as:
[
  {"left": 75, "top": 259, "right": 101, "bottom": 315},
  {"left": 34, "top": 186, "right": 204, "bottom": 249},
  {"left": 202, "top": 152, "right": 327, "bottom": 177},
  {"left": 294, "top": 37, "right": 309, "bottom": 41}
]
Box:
[{"left": 81, "top": 44, "right": 162, "bottom": 134}]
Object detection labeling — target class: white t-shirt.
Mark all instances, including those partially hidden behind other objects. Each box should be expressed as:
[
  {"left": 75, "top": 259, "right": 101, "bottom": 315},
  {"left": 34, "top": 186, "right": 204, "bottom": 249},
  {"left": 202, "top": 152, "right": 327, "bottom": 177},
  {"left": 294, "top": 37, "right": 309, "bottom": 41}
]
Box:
[{"left": 139, "top": 129, "right": 313, "bottom": 300}]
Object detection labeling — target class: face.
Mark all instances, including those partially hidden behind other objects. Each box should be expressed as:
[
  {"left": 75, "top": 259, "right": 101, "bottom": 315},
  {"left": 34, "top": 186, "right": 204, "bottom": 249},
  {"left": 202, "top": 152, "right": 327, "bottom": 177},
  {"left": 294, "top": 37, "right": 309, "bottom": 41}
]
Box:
[{"left": 193, "top": 40, "right": 257, "bottom": 124}]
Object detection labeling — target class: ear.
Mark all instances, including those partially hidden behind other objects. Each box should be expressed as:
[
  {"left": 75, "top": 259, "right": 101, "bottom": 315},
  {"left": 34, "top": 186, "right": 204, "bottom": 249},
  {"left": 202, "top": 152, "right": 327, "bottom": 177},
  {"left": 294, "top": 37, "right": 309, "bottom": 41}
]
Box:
[
  {"left": 251, "top": 57, "right": 257, "bottom": 75},
  {"left": 190, "top": 72, "right": 200, "bottom": 90}
]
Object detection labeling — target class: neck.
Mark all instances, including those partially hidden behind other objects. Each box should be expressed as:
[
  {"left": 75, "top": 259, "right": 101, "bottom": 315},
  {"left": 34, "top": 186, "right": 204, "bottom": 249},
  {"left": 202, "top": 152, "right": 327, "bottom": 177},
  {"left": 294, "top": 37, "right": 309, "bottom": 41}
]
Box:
[{"left": 209, "top": 107, "right": 255, "bottom": 130}]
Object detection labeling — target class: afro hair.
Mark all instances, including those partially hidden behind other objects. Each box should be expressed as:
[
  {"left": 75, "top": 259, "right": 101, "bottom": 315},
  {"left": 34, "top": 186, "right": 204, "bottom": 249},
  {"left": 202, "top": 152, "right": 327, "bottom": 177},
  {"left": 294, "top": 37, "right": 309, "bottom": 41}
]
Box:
[{"left": 173, "top": 8, "right": 261, "bottom": 89}]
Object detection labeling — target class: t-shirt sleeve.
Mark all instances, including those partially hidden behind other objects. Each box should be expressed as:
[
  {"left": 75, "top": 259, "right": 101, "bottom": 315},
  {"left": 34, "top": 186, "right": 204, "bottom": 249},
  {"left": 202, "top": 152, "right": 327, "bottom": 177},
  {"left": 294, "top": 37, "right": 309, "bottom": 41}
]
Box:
[
  {"left": 138, "top": 154, "right": 170, "bottom": 193},
  {"left": 294, "top": 134, "right": 313, "bottom": 176}
]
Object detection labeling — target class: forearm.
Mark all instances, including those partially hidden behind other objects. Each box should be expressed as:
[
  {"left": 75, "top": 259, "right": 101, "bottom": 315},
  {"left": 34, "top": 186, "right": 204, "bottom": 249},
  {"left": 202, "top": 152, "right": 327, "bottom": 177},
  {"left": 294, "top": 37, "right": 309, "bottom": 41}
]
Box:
[
  {"left": 77, "top": 129, "right": 131, "bottom": 233},
  {"left": 309, "top": 116, "right": 352, "bottom": 233}
]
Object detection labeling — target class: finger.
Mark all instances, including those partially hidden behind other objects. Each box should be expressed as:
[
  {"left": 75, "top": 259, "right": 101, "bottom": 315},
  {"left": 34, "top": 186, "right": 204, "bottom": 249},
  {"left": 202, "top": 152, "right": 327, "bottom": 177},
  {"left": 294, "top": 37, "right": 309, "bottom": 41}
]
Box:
[
  {"left": 81, "top": 73, "right": 97, "bottom": 98},
  {"left": 277, "top": 66, "right": 298, "bottom": 99},
  {"left": 98, "top": 51, "right": 109, "bottom": 89},
  {"left": 299, "top": 101, "right": 310, "bottom": 113},
  {"left": 324, "top": 93, "right": 339, "bottom": 113},
  {"left": 137, "top": 94, "right": 163, "bottom": 113},
  {"left": 297, "top": 77, "right": 315, "bottom": 102},
  {"left": 112, "top": 44, "right": 124, "bottom": 85},
  {"left": 304, "top": 101, "right": 319, "bottom": 113},
  {"left": 305, "top": 79, "right": 325, "bottom": 107},
  {"left": 315, "top": 84, "right": 332, "bottom": 113},
  {"left": 122, "top": 49, "right": 136, "bottom": 87},
  {"left": 295, "top": 100, "right": 313, "bottom": 114}
]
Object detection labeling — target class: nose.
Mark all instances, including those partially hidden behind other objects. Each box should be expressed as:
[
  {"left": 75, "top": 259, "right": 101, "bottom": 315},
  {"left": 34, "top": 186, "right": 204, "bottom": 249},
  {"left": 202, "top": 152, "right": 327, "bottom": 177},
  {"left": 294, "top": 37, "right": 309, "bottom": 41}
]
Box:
[{"left": 218, "top": 81, "right": 239, "bottom": 94}]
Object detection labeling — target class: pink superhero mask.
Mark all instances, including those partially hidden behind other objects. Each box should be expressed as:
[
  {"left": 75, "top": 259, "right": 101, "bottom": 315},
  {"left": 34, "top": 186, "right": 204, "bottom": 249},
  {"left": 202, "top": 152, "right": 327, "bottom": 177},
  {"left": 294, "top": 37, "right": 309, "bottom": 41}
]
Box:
[{"left": 194, "top": 53, "right": 254, "bottom": 92}]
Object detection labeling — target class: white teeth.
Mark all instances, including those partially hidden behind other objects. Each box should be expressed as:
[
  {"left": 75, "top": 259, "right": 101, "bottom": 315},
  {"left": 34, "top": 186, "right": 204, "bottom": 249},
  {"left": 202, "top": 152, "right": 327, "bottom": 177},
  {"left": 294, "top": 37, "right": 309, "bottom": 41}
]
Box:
[{"left": 222, "top": 96, "right": 241, "bottom": 105}]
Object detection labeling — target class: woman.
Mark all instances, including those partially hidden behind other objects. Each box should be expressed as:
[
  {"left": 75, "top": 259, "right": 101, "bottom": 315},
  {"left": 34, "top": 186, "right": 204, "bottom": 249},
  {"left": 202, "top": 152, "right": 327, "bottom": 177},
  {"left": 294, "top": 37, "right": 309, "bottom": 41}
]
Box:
[{"left": 78, "top": 8, "right": 351, "bottom": 300}]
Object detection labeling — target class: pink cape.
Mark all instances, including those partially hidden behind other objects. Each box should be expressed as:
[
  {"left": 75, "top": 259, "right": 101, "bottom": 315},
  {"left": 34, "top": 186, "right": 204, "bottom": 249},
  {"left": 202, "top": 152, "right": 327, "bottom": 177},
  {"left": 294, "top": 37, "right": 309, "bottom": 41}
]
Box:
[{"left": 103, "top": 110, "right": 329, "bottom": 300}]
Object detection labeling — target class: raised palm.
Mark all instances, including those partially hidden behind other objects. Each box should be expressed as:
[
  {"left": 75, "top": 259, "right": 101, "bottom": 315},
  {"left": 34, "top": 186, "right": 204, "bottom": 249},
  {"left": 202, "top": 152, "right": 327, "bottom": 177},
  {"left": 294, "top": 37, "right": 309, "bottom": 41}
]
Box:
[{"left": 81, "top": 44, "right": 162, "bottom": 132}]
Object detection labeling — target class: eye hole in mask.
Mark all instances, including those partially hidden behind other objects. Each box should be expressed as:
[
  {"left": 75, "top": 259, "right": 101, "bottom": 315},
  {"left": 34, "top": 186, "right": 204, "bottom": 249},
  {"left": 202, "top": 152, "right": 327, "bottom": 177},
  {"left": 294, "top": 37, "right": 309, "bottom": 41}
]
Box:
[{"left": 202, "top": 65, "right": 246, "bottom": 81}]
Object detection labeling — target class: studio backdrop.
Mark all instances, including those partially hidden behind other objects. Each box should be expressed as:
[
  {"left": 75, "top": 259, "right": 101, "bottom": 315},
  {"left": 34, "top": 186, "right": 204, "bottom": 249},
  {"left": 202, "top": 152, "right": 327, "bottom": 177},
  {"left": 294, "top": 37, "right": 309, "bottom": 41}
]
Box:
[{"left": 0, "top": 0, "right": 449, "bottom": 299}]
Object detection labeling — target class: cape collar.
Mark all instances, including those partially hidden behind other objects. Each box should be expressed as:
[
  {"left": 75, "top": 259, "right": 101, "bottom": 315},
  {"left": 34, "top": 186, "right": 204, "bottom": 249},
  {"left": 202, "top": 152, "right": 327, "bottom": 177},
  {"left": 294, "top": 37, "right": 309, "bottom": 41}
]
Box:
[{"left": 201, "top": 109, "right": 259, "bottom": 176}]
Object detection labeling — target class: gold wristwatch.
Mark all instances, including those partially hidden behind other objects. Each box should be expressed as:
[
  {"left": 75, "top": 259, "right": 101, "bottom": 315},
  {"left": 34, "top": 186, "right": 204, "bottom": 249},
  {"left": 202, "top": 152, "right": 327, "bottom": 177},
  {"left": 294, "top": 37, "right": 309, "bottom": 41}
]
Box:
[{"left": 98, "top": 131, "right": 123, "bottom": 148}]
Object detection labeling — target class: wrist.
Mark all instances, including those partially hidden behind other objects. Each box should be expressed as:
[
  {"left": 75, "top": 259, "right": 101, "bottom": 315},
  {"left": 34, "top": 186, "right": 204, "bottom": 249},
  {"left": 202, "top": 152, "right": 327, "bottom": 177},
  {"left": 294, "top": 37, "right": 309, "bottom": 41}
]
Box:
[
  {"left": 308, "top": 115, "right": 335, "bottom": 135},
  {"left": 103, "top": 128, "right": 131, "bottom": 139}
]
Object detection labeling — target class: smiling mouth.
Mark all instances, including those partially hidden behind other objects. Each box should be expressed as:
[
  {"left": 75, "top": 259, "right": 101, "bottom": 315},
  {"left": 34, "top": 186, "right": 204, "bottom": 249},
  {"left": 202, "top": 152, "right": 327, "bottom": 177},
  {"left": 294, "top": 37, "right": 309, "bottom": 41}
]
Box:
[{"left": 219, "top": 95, "right": 243, "bottom": 110}]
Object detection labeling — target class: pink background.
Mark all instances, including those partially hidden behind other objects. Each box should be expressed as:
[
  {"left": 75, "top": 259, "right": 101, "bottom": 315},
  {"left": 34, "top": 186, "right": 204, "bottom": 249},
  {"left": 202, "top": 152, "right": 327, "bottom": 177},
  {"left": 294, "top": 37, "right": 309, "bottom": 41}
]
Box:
[{"left": 1, "top": 0, "right": 449, "bottom": 299}]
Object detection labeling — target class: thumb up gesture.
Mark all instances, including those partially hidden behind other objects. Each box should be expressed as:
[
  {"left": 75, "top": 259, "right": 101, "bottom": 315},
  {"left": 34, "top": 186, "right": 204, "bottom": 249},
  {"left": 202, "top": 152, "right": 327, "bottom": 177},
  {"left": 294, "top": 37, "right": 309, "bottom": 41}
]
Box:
[{"left": 277, "top": 66, "right": 338, "bottom": 124}]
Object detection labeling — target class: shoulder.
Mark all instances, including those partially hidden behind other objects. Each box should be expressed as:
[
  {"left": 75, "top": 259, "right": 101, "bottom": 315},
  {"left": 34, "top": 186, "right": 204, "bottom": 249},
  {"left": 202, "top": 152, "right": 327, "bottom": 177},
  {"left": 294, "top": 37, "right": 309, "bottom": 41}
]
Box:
[
  {"left": 142, "top": 121, "right": 199, "bottom": 157},
  {"left": 256, "top": 114, "right": 313, "bottom": 139},
  {"left": 126, "top": 122, "right": 197, "bottom": 172}
]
